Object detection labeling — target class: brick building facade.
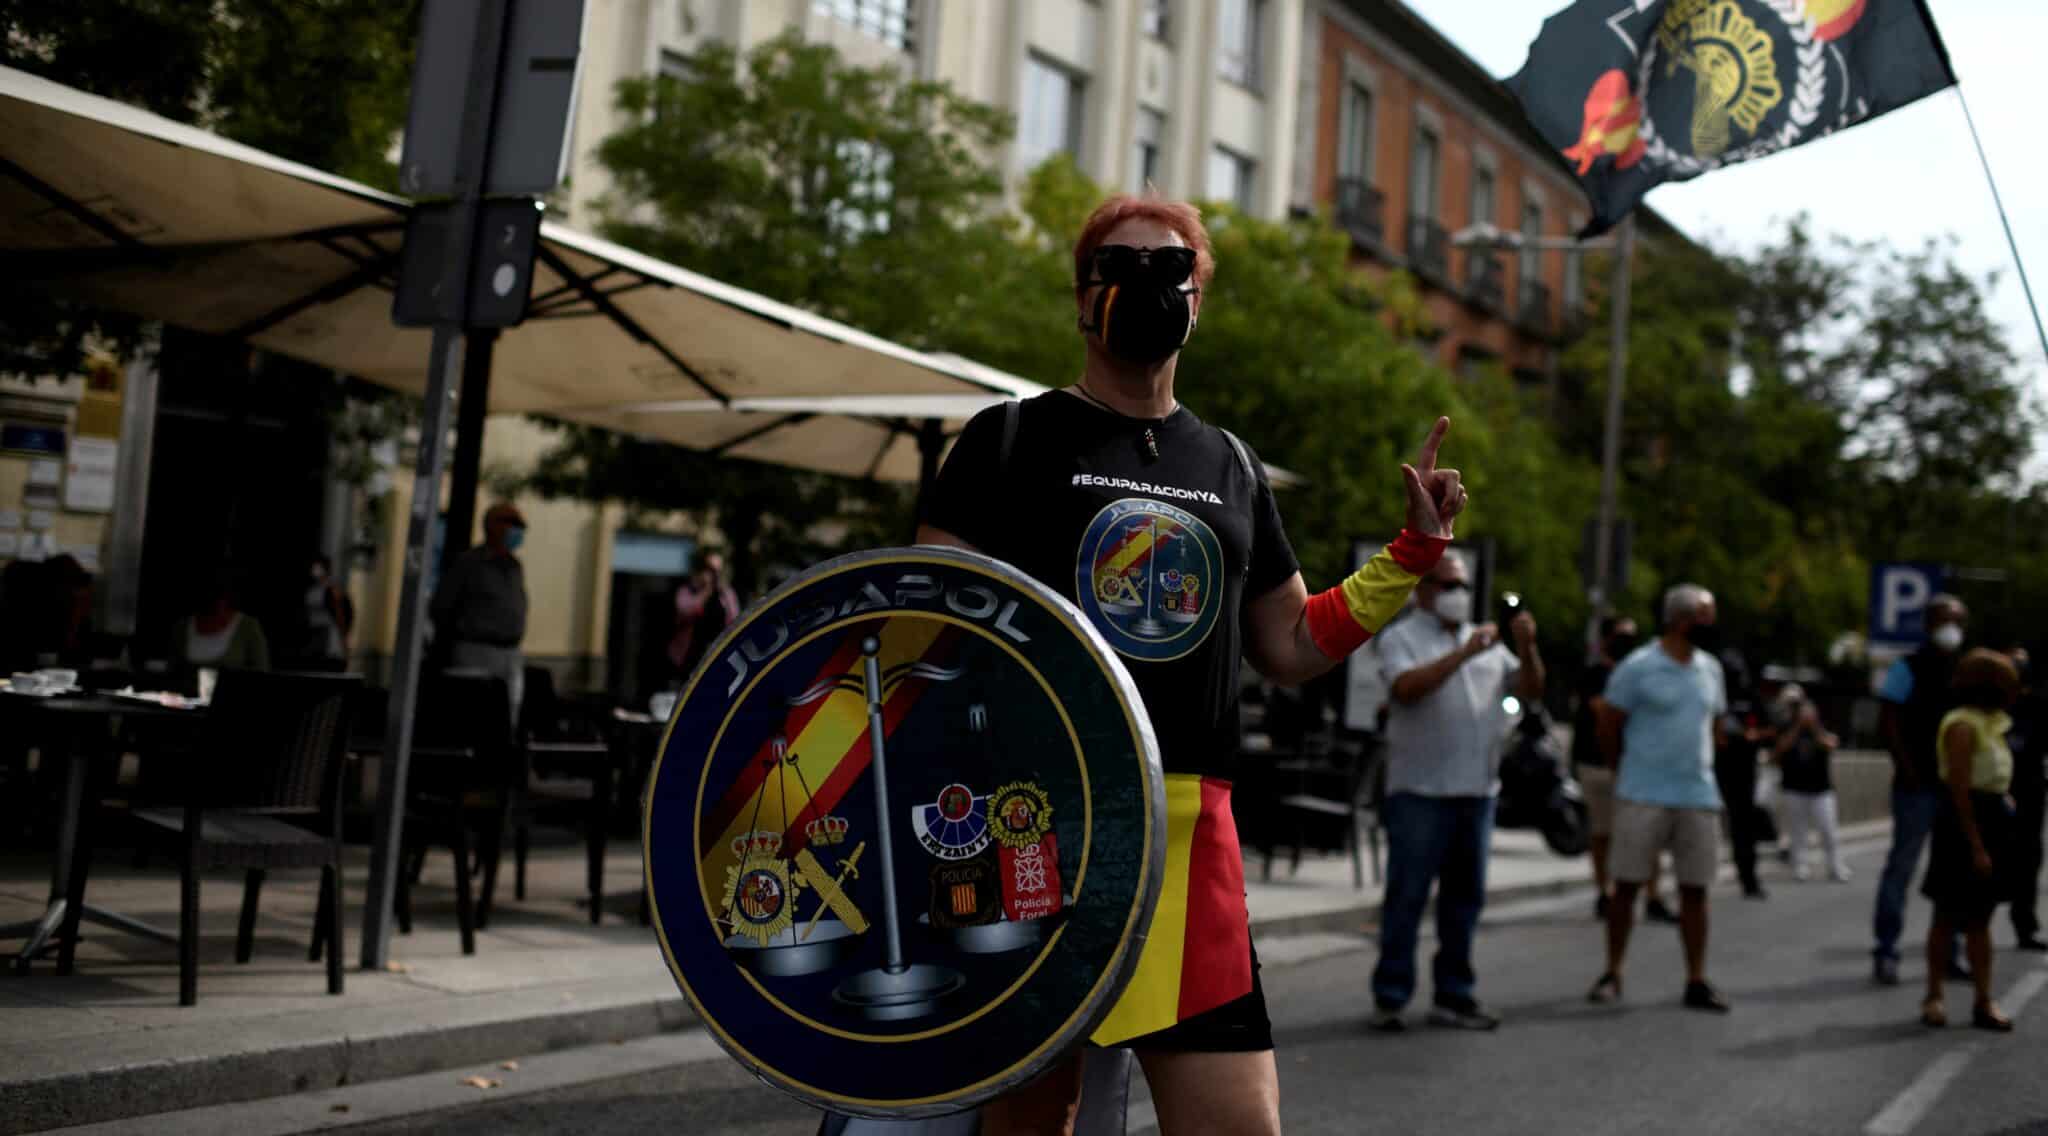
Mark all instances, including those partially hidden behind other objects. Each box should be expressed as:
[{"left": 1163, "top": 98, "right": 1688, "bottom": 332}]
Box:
[{"left": 1293, "top": 0, "right": 1598, "bottom": 386}]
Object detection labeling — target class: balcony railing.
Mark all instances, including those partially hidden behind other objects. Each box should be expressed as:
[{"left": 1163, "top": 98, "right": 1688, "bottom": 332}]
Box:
[
  {"left": 1407, "top": 214, "right": 1450, "bottom": 284},
  {"left": 1465, "top": 251, "right": 1505, "bottom": 312},
  {"left": 1518, "top": 279, "right": 1552, "bottom": 335},
  {"left": 1334, "top": 177, "right": 1385, "bottom": 250}
]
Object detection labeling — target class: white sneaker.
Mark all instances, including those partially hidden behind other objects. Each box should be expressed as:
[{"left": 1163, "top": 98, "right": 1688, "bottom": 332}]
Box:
[
  {"left": 1830, "top": 864, "right": 1853, "bottom": 883},
  {"left": 1792, "top": 864, "right": 1812, "bottom": 882}
]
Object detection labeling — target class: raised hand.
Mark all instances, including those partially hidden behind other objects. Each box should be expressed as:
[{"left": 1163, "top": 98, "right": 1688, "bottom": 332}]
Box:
[{"left": 1401, "top": 416, "right": 1465, "bottom": 539}]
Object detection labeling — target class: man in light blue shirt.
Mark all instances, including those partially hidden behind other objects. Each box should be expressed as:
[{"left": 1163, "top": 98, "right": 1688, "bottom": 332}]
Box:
[{"left": 1589, "top": 584, "right": 1731, "bottom": 1013}]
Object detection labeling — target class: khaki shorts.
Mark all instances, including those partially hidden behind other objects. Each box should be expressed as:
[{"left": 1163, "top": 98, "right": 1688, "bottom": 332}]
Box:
[
  {"left": 1578, "top": 765, "right": 1616, "bottom": 838},
  {"left": 1608, "top": 799, "right": 1720, "bottom": 888}
]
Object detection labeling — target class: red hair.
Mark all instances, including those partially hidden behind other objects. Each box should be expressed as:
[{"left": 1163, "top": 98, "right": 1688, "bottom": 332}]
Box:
[{"left": 1072, "top": 194, "right": 1215, "bottom": 296}]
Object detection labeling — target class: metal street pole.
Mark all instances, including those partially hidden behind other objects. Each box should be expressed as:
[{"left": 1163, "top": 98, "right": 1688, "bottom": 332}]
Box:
[
  {"left": 1589, "top": 218, "right": 1634, "bottom": 626},
  {"left": 362, "top": 0, "right": 513, "bottom": 971}
]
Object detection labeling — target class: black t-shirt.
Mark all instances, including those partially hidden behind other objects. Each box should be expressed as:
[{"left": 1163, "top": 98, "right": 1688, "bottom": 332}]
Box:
[
  {"left": 922, "top": 392, "right": 1300, "bottom": 781},
  {"left": 1571, "top": 662, "right": 1614, "bottom": 769}
]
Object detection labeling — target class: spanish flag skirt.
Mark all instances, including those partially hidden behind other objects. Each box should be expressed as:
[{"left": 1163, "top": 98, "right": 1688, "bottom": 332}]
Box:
[{"left": 1090, "top": 772, "right": 1265, "bottom": 1050}]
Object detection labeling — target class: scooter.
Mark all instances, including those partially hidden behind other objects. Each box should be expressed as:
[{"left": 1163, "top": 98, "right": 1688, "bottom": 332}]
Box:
[{"left": 1493, "top": 703, "right": 1591, "bottom": 857}]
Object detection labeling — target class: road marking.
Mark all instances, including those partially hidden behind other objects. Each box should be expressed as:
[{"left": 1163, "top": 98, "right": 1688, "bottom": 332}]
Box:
[
  {"left": 2003, "top": 969, "right": 2048, "bottom": 1016},
  {"left": 1864, "top": 1046, "right": 1979, "bottom": 1136},
  {"left": 1863, "top": 965, "right": 2046, "bottom": 1135}
]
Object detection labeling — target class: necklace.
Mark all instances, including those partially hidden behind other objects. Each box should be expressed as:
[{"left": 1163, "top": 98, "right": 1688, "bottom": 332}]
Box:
[{"left": 1072, "top": 381, "right": 1171, "bottom": 462}]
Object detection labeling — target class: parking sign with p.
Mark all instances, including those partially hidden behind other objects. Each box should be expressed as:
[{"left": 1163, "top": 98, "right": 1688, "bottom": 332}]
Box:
[{"left": 1868, "top": 562, "right": 1946, "bottom": 650}]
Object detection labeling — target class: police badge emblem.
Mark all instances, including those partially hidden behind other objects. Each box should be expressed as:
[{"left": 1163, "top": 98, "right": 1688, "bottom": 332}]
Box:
[{"left": 644, "top": 547, "right": 1164, "bottom": 1117}]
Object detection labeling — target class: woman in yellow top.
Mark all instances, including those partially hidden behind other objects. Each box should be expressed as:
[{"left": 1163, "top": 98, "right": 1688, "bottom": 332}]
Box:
[{"left": 1920, "top": 648, "right": 2021, "bottom": 1031}]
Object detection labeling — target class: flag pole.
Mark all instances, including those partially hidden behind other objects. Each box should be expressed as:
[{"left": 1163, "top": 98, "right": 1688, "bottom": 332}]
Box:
[{"left": 1955, "top": 84, "right": 2048, "bottom": 366}]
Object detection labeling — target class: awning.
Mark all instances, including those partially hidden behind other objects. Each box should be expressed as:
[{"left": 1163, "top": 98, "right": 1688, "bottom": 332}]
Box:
[{"left": 0, "top": 64, "right": 1024, "bottom": 420}]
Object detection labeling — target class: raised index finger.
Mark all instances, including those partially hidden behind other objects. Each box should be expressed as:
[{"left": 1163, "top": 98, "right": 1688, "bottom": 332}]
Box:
[{"left": 1415, "top": 416, "right": 1450, "bottom": 474}]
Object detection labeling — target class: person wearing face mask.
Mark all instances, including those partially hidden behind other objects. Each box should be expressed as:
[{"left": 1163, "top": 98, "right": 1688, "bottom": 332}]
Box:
[
  {"left": 917, "top": 193, "right": 1465, "bottom": 1136},
  {"left": 1589, "top": 584, "right": 1731, "bottom": 1013},
  {"left": 1573, "top": 615, "right": 1675, "bottom": 921},
  {"left": 1368, "top": 553, "right": 1544, "bottom": 1032},
  {"left": 1871, "top": 595, "right": 1970, "bottom": 985},
  {"left": 431, "top": 501, "right": 531, "bottom": 723}
]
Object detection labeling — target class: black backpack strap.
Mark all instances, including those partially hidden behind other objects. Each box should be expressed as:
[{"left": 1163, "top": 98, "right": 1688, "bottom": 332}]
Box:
[
  {"left": 1218, "top": 427, "right": 1258, "bottom": 492},
  {"left": 998, "top": 399, "right": 1022, "bottom": 479}
]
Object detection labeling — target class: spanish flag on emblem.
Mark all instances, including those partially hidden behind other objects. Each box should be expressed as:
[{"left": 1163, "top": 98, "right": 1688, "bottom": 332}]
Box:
[
  {"left": 1509, "top": 0, "right": 1955, "bottom": 236},
  {"left": 697, "top": 618, "right": 958, "bottom": 911},
  {"left": 1091, "top": 774, "right": 1252, "bottom": 1046}
]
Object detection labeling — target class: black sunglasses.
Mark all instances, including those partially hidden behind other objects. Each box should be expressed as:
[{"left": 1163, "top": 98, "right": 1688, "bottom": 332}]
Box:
[
  {"left": 1436, "top": 580, "right": 1470, "bottom": 592},
  {"left": 1089, "top": 244, "right": 1197, "bottom": 287}
]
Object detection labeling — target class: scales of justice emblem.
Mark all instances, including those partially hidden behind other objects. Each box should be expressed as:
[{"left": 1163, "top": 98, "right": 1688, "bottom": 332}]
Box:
[{"left": 1079, "top": 498, "right": 1221, "bottom": 662}]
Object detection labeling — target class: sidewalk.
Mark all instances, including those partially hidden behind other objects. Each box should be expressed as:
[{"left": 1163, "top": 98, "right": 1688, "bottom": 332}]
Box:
[{"left": 0, "top": 820, "right": 1806, "bottom": 1134}]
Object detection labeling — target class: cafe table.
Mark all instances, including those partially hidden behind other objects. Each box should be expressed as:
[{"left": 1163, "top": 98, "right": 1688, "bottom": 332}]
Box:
[{"left": 0, "top": 688, "right": 208, "bottom": 971}]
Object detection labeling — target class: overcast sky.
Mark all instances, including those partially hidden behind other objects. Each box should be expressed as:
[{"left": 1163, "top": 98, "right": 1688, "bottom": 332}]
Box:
[{"left": 1401, "top": 0, "right": 2047, "bottom": 402}]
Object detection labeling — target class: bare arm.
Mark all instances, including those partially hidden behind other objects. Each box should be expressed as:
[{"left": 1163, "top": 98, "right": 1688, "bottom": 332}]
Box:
[
  {"left": 1512, "top": 618, "right": 1545, "bottom": 702},
  {"left": 1598, "top": 703, "right": 1628, "bottom": 771},
  {"left": 914, "top": 524, "right": 977, "bottom": 552},
  {"left": 1391, "top": 632, "right": 1487, "bottom": 705},
  {"left": 1243, "top": 573, "right": 1346, "bottom": 687}
]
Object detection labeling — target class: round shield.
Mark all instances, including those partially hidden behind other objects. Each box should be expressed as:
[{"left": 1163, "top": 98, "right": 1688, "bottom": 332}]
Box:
[{"left": 643, "top": 546, "right": 1165, "bottom": 1117}]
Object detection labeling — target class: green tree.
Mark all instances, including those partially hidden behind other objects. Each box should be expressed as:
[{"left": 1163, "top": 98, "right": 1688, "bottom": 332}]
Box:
[
  {"left": 525, "top": 34, "right": 1074, "bottom": 590},
  {"left": 2, "top": 0, "right": 417, "bottom": 377}
]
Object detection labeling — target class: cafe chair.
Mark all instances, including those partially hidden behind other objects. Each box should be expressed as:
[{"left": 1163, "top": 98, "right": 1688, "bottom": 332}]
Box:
[
  {"left": 1260, "top": 731, "right": 1384, "bottom": 891},
  {"left": 479, "top": 666, "right": 615, "bottom": 927},
  {"left": 395, "top": 670, "right": 516, "bottom": 956},
  {"left": 126, "top": 670, "right": 361, "bottom": 1005}
]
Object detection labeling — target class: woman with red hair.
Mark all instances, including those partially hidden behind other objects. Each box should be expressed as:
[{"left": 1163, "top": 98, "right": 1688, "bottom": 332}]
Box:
[{"left": 917, "top": 193, "right": 1465, "bottom": 1135}]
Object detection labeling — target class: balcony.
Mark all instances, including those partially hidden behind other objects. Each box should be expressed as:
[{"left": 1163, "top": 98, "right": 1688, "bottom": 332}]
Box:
[
  {"left": 1465, "top": 251, "right": 1505, "bottom": 313},
  {"left": 1406, "top": 214, "right": 1450, "bottom": 285},
  {"left": 1334, "top": 177, "right": 1385, "bottom": 251},
  {"left": 1518, "top": 279, "right": 1552, "bottom": 335}
]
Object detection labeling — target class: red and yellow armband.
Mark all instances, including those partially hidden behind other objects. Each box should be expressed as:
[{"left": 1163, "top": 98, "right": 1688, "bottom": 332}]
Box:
[{"left": 1303, "top": 529, "right": 1447, "bottom": 659}]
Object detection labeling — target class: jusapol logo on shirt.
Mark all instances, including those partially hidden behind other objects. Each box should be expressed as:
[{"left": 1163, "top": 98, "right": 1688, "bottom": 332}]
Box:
[
  {"left": 1071, "top": 473, "right": 1224, "bottom": 505},
  {"left": 1075, "top": 498, "right": 1225, "bottom": 662}
]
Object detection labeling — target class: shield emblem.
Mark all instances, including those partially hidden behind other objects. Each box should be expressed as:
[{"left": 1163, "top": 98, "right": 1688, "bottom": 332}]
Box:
[{"left": 644, "top": 546, "right": 1165, "bottom": 1117}]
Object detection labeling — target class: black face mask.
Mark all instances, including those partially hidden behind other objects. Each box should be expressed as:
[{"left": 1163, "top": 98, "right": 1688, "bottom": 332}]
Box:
[
  {"left": 1605, "top": 633, "right": 1640, "bottom": 660},
  {"left": 1081, "top": 246, "right": 1198, "bottom": 365},
  {"left": 1684, "top": 623, "right": 1722, "bottom": 653}
]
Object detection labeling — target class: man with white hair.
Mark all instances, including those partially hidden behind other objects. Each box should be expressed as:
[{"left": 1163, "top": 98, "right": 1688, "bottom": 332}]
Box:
[{"left": 1588, "top": 583, "right": 1732, "bottom": 1012}]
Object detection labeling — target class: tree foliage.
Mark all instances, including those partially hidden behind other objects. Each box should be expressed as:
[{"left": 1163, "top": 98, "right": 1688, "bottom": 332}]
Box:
[{"left": 1, "top": 0, "right": 417, "bottom": 378}]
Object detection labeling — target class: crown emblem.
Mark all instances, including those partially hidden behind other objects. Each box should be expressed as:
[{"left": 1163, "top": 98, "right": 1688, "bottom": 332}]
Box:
[
  {"left": 731, "top": 829, "right": 784, "bottom": 859},
  {"left": 804, "top": 814, "right": 850, "bottom": 846}
]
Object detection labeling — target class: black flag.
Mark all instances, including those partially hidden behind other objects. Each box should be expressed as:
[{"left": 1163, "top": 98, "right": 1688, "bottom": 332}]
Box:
[{"left": 1508, "top": 0, "right": 1956, "bottom": 236}]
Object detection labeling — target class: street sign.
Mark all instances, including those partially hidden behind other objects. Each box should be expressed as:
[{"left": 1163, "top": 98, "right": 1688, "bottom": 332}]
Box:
[
  {"left": 392, "top": 199, "right": 544, "bottom": 327},
  {"left": 1868, "top": 561, "right": 1947, "bottom": 650},
  {"left": 643, "top": 547, "right": 1165, "bottom": 1118},
  {"left": 398, "top": 0, "right": 586, "bottom": 198}
]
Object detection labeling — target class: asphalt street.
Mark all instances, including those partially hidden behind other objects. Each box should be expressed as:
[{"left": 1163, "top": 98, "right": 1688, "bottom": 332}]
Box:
[{"left": 315, "top": 837, "right": 2048, "bottom": 1135}]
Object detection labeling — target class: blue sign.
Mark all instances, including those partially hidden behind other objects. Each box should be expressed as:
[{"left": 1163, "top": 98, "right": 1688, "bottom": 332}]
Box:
[{"left": 1869, "top": 562, "right": 1946, "bottom": 649}]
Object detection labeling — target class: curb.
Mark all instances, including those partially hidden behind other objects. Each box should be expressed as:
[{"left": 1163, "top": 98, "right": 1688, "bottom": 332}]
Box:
[
  {"left": 9, "top": 822, "right": 1895, "bottom": 1133},
  {"left": 3, "top": 993, "right": 694, "bottom": 1136}
]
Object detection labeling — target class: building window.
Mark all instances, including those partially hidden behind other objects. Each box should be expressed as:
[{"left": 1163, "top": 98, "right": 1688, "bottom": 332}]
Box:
[
  {"left": 1519, "top": 201, "right": 1544, "bottom": 286},
  {"left": 1471, "top": 165, "right": 1496, "bottom": 231},
  {"left": 1409, "top": 124, "right": 1440, "bottom": 220},
  {"left": 1019, "top": 54, "right": 1084, "bottom": 171},
  {"left": 1207, "top": 146, "right": 1256, "bottom": 212},
  {"left": 1132, "top": 107, "right": 1166, "bottom": 192},
  {"left": 1218, "top": 0, "right": 1264, "bottom": 88},
  {"left": 1338, "top": 81, "right": 1373, "bottom": 182},
  {"left": 1141, "top": 0, "right": 1170, "bottom": 42},
  {"left": 813, "top": 0, "right": 915, "bottom": 52}
]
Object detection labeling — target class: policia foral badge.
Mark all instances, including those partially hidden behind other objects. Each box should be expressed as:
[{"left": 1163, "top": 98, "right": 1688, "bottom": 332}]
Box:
[{"left": 643, "top": 547, "right": 1165, "bottom": 1118}]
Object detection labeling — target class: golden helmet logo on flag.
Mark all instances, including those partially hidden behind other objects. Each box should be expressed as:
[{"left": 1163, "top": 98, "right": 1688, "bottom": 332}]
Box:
[
  {"left": 643, "top": 547, "right": 1164, "bottom": 1118},
  {"left": 1509, "top": 0, "right": 1948, "bottom": 236}
]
